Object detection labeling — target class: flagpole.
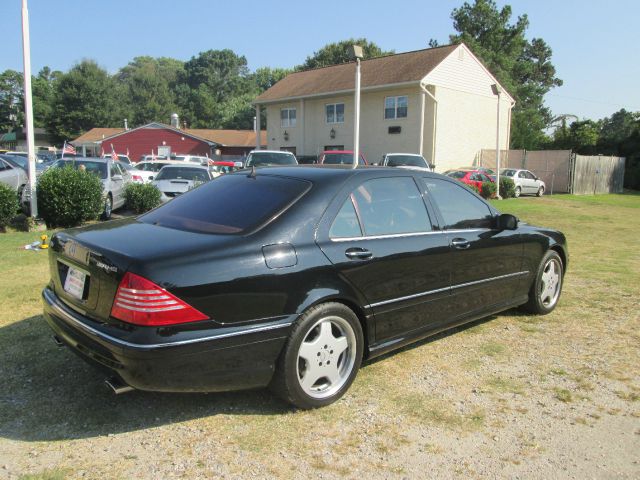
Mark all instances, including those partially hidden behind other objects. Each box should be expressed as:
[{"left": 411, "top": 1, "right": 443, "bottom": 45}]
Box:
[
  {"left": 61, "top": 141, "right": 66, "bottom": 159},
  {"left": 21, "top": 0, "right": 38, "bottom": 217}
]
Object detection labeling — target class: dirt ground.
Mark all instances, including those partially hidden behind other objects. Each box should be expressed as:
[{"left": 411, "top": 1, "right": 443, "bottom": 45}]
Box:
[{"left": 0, "top": 195, "right": 638, "bottom": 479}]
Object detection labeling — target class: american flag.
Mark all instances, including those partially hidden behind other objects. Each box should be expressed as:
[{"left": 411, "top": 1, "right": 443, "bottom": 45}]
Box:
[
  {"left": 110, "top": 144, "right": 118, "bottom": 162},
  {"left": 63, "top": 142, "right": 76, "bottom": 155}
]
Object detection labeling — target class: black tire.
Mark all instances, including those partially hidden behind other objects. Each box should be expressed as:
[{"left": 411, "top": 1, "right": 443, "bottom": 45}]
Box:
[
  {"left": 522, "top": 250, "right": 564, "bottom": 314},
  {"left": 102, "top": 194, "right": 113, "bottom": 220},
  {"left": 537, "top": 186, "right": 545, "bottom": 197},
  {"left": 514, "top": 186, "right": 522, "bottom": 198},
  {"left": 270, "top": 302, "right": 363, "bottom": 409}
]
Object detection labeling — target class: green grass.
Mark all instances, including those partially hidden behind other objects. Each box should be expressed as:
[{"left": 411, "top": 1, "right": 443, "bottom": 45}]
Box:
[{"left": 0, "top": 192, "right": 639, "bottom": 477}]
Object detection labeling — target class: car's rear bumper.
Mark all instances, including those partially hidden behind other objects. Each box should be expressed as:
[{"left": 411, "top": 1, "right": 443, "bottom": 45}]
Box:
[{"left": 42, "top": 287, "right": 292, "bottom": 392}]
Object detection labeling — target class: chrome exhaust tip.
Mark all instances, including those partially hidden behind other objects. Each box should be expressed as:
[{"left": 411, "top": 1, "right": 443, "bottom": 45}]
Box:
[{"left": 105, "top": 377, "right": 134, "bottom": 395}]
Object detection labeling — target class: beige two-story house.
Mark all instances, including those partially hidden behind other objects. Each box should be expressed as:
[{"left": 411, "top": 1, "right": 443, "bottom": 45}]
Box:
[{"left": 253, "top": 43, "right": 514, "bottom": 172}]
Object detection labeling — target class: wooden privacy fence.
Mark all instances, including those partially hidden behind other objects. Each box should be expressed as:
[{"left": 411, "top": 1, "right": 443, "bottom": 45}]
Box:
[
  {"left": 477, "top": 149, "right": 625, "bottom": 194},
  {"left": 571, "top": 155, "right": 626, "bottom": 195}
]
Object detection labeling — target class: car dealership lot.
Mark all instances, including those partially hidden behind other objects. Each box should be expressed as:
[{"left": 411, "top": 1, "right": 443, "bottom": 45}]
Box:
[{"left": 0, "top": 194, "right": 638, "bottom": 479}]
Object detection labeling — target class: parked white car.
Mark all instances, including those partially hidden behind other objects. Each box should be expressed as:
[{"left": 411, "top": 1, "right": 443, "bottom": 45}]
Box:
[
  {"left": 152, "top": 164, "right": 213, "bottom": 203},
  {"left": 134, "top": 160, "right": 202, "bottom": 183},
  {"left": 500, "top": 169, "right": 546, "bottom": 197},
  {"left": 0, "top": 154, "right": 28, "bottom": 196},
  {"left": 378, "top": 153, "right": 433, "bottom": 171}
]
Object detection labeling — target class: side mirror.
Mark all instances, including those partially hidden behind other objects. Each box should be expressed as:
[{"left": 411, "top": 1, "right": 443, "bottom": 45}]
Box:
[
  {"left": 234, "top": 161, "right": 244, "bottom": 168},
  {"left": 496, "top": 213, "right": 518, "bottom": 230}
]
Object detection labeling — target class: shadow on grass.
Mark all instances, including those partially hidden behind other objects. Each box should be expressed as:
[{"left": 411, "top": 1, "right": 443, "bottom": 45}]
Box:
[{"left": 0, "top": 315, "right": 289, "bottom": 442}]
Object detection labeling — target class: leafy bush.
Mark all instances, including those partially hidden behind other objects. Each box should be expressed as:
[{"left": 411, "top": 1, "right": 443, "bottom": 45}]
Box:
[
  {"left": 480, "top": 181, "right": 497, "bottom": 199},
  {"left": 37, "top": 166, "right": 103, "bottom": 228},
  {"left": 498, "top": 177, "right": 516, "bottom": 198},
  {"left": 0, "top": 183, "right": 19, "bottom": 231},
  {"left": 125, "top": 183, "right": 161, "bottom": 213}
]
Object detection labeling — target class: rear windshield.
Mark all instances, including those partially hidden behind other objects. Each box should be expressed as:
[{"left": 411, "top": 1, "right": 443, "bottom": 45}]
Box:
[
  {"left": 445, "top": 170, "right": 466, "bottom": 179},
  {"left": 53, "top": 160, "right": 107, "bottom": 179},
  {"left": 155, "top": 167, "right": 209, "bottom": 182},
  {"left": 246, "top": 152, "right": 297, "bottom": 167},
  {"left": 137, "top": 162, "right": 166, "bottom": 172},
  {"left": 322, "top": 153, "right": 365, "bottom": 165},
  {"left": 386, "top": 155, "right": 428, "bottom": 168},
  {"left": 140, "top": 173, "right": 311, "bottom": 234}
]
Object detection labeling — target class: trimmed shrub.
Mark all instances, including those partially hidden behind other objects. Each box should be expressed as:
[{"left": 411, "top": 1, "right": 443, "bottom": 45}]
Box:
[
  {"left": 0, "top": 183, "right": 19, "bottom": 231},
  {"left": 37, "top": 166, "right": 103, "bottom": 228},
  {"left": 480, "top": 181, "right": 497, "bottom": 199},
  {"left": 498, "top": 177, "right": 516, "bottom": 198},
  {"left": 125, "top": 183, "right": 161, "bottom": 214}
]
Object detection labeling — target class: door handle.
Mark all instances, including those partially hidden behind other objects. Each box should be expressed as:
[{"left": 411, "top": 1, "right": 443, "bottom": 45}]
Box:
[
  {"left": 345, "top": 247, "right": 373, "bottom": 260},
  {"left": 451, "top": 238, "right": 470, "bottom": 250}
]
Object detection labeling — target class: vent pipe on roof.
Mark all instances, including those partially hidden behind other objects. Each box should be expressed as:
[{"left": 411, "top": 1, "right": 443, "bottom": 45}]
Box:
[
  {"left": 170, "top": 113, "right": 179, "bottom": 129},
  {"left": 124, "top": 118, "right": 128, "bottom": 130}
]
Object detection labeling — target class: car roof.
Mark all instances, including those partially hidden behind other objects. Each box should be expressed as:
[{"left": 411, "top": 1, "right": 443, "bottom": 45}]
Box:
[
  {"left": 57, "top": 157, "right": 110, "bottom": 163},
  {"left": 160, "top": 163, "right": 209, "bottom": 169},
  {"left": 322, "top": 150, "right": 353, "bottom": 154},
  {"left": 385, "top": 153, "right": 423, "bottom": 157},
  {"left": 249, "top": 150, "right": 295, "bottom": 155}
]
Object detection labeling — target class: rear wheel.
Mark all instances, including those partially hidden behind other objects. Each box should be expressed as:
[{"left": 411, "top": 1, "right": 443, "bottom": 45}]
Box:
[
  {"left": 514, "top": 186, "right": 522, "bottom": 198},
  {"left": 270, "top": 302, "right": 363, "bottom": 409},
  {"left": 523, "top": 250, "right": 563, "bottom": 314},
  {"left": 537, "top": 186, "right": 545, "bottom": 197},
  {"left": 102, "top": 194, "right": 113, "bottom": 220}
]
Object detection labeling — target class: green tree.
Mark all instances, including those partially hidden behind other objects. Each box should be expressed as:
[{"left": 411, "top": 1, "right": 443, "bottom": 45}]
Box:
[
  {"left": 32, "top": 67, "right": 61, "bottom": 129},
  {"left": 298, "top": 38, "right": 393, "bottom": 70},
  {"left": 46, "top": 60, "right": 126, "bottom": 145},
  {"left": 449, "top": 0, "right": 562, "bottom": 149},
  {"left": 117, "top": 56, "right": 183, "bottom": 126},
  {"left": 598, "top": 109, "right": 639, "bottom": 153},
  {"left": 0, "top": 70, "right": 24, "bottom": 132},
  {"left": 550, "top": 119, "right": 600, "bottom": 152}
]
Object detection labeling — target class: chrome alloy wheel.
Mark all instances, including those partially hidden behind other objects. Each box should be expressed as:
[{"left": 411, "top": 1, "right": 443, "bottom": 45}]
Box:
[
  {"left": 296, "top": 315, "right": 357, "bottom": 399},
  {"left": 539, "top": 257, "right": 561, "bottom": 308}
]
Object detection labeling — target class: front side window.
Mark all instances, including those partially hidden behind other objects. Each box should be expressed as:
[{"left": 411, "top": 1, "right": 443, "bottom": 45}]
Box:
[
  {"left": 281, "top": 108, "right": 296, "bottom": 127},
  {"left": 423, "top": 178, "right": 493, "bottom": 229},
  {"left": 384, "top": 96, "right": 408, "bottom": 119},
  {"left": 326, "top": 103, "right": 345, "bottom": 124},
  {"left": 330, "top": 177, "right": 431, "bottom": 238}
]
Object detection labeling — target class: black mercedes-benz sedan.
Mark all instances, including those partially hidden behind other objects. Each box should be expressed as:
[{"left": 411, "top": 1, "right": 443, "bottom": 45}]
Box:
[{"left": 42, "top": 166, "right": 567, "bottom": 409}]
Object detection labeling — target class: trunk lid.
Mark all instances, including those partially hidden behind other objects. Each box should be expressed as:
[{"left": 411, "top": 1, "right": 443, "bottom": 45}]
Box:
[{"left": 48, "top": 218, "right": 236, "bottom": 323}]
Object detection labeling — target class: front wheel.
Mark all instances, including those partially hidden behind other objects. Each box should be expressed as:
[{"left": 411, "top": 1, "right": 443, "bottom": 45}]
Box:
[
  {"left": 270, "top": 302, "right": 363, "bottom": 409},
  {"left": 537, "top": 186, "right": 545, "bottom": 197},
  {"left": 522, "top": 250, "right": 564, "bottom": 314}
]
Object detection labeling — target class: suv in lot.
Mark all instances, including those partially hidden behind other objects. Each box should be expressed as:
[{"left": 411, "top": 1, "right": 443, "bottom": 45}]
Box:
[
  {"left": 244, "top": 150, "right": 298, "bottom": 168},
  {"left": 318, "top": 150, "right": 367, "bottom": 166},
  {"left": 378, "top": 153, "right": 432, "bottom": 171}
]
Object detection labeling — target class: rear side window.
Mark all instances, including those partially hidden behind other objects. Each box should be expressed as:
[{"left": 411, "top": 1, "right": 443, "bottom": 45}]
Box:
[
  {"left": 423, "top": 178, "right": 493, "bottom": 229},
  {"left": 140, "top": 174, "right": 311, "bottom": 234},
  {"left": 330, "top": 177, "right": 431, "bottom": 237}
]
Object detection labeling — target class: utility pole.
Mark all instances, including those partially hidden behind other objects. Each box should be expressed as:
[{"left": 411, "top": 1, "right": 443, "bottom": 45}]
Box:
[
  {"left": 350, "top": 45, "right": 363, "bottom": 169},
  {"left": 22, "top": 0, "right": 38, "bottom": 217}
]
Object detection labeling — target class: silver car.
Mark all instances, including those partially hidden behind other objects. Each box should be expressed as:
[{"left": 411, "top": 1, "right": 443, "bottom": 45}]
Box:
[
  {"left": 152, "top": 164, "right": 213, "bottom": 203},
  {"left": 0, "top": 155, "right": 29, "bottom": 197},
  {"left": 22, "top": 157, "right": 132, "bottom": 218},
  {"left": 500, "top": 169, "right": 546, "bottom": 197}
]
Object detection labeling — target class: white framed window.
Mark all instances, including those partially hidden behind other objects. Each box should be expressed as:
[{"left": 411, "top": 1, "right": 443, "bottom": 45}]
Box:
[
  {"left": 281, "top": 108, "right": 296, "bottom": 127},
  {"left": 325, "top": 103, "right": 345, "bottom": 124},
  {"left": 384, "top": 96, "right": 408, "bottom": 119}
]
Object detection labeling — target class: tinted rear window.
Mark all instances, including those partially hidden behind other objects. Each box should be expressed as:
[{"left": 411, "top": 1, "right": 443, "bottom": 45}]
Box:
[
  {"left": 155, "top": 167, "right": 209, "bottom": 181},
  {"left": 140, "top": 174, "right": 311, "bottom": 234},
  {"left": 246, "top": 152, "right": 297, "bottom": 167},
  {"left": 386, "top": 155, "right": 428, "bottom": 168}
]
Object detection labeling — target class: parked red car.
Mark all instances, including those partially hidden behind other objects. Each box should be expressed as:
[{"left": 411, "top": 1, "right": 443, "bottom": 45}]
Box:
[
  {"left": 319, "top": 150, "right": 367, "bottom": 166},
  {"left": 444, "top": 169, "right": 494, "bottom": 190}
]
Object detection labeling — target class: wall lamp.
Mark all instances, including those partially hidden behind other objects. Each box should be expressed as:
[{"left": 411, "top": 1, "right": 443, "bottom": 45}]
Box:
[
  {"left": 283, "top": 130, "right": 289, "bottom": 141},
  {"left": 330, "top": 128, "right": 336, "bottom": 139}
]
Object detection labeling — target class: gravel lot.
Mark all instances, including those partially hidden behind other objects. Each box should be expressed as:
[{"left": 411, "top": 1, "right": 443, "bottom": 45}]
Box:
[{"left": 0, "top": 194, "right": 638, "bottom": 479}]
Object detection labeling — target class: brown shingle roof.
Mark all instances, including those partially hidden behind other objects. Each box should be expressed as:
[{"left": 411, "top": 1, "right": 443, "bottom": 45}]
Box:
[
  {"left": 185, "top": 129, "right": 266, "bottom": 147},
  {"left": 255, "top": 44, "right": 458, "bottom": 103},
  {"left": 72, "top": 128, "right": 125, "bottom": 144}
]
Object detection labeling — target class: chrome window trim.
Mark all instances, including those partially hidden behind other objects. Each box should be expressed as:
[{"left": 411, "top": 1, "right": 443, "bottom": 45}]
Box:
[
  {"left": 330, "top": 228, "right": 489, "bottom": 242},
  {"left": 43, "top": 288, "right": 292, "bottom": 350},
  {"left": 369, "top": 271, "right": 529, "bottom": 308}
]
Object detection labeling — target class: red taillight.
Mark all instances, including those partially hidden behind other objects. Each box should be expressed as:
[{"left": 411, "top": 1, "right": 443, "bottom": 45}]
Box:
[
  {"left": 132, "top": 175, "right": 143, "bottom": 182},
  {"left": 110, "top": 272, "right": 209, "bottom": 326}
]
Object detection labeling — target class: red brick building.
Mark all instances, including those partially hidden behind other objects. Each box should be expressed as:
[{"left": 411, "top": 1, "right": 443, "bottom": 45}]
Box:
[{"left": 72, "top": 123, "right": 266, "bottom": 162}]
